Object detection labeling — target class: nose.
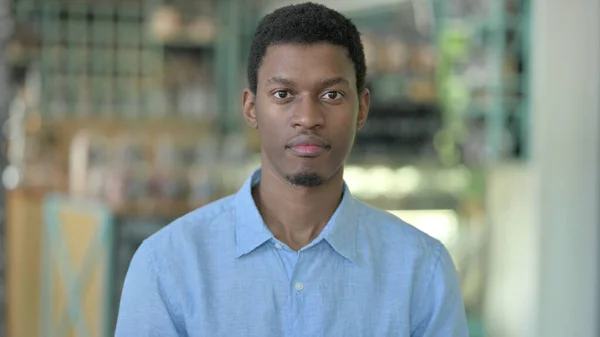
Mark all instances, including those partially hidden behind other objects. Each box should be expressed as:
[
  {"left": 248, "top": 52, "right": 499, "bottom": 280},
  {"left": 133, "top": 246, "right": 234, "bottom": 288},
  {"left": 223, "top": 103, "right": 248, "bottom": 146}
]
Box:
[{"left": 290, "top": 95, "right": 325, "bottom": 130}]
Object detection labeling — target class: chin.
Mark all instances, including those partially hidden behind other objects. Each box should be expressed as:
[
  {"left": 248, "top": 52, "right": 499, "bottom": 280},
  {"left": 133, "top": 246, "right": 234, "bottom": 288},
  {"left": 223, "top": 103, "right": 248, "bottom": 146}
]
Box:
[
  {"left": 283, "top": 164, "right": 344, "bottom": 188},
  {"left": 284, "top": 171, "right": 325, "bottom": 188}
]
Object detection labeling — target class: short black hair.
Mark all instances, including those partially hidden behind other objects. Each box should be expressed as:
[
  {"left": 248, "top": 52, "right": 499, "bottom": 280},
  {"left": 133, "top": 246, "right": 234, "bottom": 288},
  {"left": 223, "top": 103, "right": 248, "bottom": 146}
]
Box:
[{"left": 247, "top": 2, "right": 366, "bottom": 94}]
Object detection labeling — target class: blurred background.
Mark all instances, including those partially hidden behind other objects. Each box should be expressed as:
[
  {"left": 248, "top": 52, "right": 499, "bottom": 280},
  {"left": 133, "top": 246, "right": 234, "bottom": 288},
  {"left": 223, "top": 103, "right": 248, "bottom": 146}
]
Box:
[{"left": 0, "top": 0, "right": 598, "bottom": 336}]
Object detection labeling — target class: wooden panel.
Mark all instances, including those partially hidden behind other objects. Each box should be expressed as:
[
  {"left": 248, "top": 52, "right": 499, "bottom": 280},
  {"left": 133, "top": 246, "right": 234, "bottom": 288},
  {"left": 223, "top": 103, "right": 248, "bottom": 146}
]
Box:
[
  {"left": 5, "top": 190, "right": 113, "bottom": 337},
  {"left": 5, "top": 189, "right": 45, "bottom": 337}
]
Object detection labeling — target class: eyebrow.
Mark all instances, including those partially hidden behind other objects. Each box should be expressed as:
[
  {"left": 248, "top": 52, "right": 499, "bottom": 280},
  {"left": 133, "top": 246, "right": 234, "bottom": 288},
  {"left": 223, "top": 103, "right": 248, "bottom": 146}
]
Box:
[
  {"left": 318, "top": 77, "right": 350, "bottom": 87},
  {"left": 265, "top": 76, "right": 350, "bottom": 87},
  {"left": 265, "top": 76, "right": 296, "bottom": 86}
]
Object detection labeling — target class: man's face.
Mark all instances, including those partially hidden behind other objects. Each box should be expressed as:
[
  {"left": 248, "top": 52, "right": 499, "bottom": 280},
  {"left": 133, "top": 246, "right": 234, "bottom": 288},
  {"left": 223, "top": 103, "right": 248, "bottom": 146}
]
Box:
[{"left": 243, "top": 43, "right": 369, "bottom": 187}]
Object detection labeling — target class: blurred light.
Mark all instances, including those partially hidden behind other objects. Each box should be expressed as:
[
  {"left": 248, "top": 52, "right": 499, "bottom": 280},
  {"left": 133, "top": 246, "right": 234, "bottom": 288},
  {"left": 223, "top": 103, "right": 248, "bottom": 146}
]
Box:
[
  {"left": 394, "top": 166, "right": 421, "bottom": 194},
  {"left": 369, "top": 165, "right": 396, "bottom": 197},
  {"left": 3, "top": 165, "right": 21, "bottom": 190},
  {"left": 387, "top": 209, "right": 459, "bottom": 246},
  {"left": 345, "top": 165, "right": 423, "bottom": 199},
  {"left": 150, "top": 6, "right": 182, "bottom": 41},
  {"left": 437, "top": 166, "right": 472, "bottom": 193},
  {"left": 344, "top": 165, "right": 370, "bottom": 197}
]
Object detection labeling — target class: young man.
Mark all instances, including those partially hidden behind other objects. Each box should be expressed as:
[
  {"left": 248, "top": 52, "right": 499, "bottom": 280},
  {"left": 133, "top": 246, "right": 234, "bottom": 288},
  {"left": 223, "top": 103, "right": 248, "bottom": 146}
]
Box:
[{"left": 116, "top": 3, "right": 468, "bottom": 336}]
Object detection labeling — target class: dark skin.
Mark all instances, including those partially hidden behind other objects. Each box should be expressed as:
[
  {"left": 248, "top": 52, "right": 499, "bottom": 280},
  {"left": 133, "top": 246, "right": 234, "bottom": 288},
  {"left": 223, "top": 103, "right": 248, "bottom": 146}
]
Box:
[{"left": 242, "top": 43, "right": 370, "bottom": 251}]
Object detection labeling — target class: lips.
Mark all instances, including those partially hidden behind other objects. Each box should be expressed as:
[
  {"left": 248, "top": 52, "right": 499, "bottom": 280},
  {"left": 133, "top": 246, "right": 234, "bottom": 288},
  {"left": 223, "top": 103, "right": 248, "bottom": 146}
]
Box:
[{"left": 286, "top": 135, "right": 330, "bottom": 157}]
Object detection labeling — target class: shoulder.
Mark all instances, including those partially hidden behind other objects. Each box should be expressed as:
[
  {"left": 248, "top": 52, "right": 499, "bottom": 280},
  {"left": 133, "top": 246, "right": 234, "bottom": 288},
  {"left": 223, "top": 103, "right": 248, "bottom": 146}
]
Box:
[
  {"left": 352, "top": 198, "right": 450, "bottom": 285},
  {"left": 140, "top": 194, "right": 238, "bottom": 260},
  {"left": 354, "top": 199, "right": 442, "bottom": 254},
  {"left": 353, "top": 199, "right": 462, "bottom": 306}
]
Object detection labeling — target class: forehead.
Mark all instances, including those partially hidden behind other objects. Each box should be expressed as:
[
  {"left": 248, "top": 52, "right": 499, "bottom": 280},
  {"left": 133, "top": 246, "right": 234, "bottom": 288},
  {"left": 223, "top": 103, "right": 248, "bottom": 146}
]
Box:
[{"left": 258, "top": 43, "right": 356, "bottom": 87}]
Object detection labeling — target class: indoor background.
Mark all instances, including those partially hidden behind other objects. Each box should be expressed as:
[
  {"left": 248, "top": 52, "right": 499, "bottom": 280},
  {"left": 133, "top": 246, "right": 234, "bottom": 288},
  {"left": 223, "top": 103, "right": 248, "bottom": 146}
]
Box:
[{"left": 0, "top": 0, "right": 598, "bottom": 336}]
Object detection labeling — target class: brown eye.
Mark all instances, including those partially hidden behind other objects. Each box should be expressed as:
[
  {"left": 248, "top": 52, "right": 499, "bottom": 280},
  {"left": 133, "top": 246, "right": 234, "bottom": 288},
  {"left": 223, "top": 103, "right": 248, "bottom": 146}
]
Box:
[
  {"left": 273, "top": 90, "right": 290, "bottom": 99},
  {"left": 322, "top": 91, "right": 343, "bottom": 100}
]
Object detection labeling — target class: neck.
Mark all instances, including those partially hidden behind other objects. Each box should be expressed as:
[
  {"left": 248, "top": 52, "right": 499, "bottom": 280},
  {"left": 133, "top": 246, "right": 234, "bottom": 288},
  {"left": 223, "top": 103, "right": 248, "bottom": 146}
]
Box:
[{"left": 253, "top": 166, "right": 344, "bottom": 251}]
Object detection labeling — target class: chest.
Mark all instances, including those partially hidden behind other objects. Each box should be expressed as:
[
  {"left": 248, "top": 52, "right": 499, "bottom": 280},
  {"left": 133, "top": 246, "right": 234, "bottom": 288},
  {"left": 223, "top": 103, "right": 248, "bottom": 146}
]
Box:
[{"left": 180, "top": 245, "right": 414, "bottom": 337}]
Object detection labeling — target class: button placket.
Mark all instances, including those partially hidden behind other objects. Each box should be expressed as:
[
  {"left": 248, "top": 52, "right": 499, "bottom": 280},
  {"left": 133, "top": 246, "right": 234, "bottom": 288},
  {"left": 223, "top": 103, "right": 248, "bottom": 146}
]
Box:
[{"left": 290, "top": 251, "right": 308, "bottom": 337}]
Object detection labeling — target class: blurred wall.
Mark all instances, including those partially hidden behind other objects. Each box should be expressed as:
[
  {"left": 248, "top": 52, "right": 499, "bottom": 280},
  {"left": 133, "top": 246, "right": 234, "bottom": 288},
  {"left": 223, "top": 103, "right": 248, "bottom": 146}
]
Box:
[
  {"left": 531, "top": 0, "right": 600, "bottom": 336},
  {"left": 485, "top": 164, "right": 538, "bottom": 337},
  {"left": 485, "top": 0, "right": 600, "bottom": 336}
]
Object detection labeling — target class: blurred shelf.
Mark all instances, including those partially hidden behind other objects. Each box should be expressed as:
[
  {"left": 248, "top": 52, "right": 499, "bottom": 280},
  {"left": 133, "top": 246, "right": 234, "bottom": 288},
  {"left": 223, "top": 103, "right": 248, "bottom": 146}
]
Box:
[
  {"left": 112, "top": 201, "right": 196, "bottom": 219},
  {"left": 41, "top": 115, "right": 218, "bottom": 130}
]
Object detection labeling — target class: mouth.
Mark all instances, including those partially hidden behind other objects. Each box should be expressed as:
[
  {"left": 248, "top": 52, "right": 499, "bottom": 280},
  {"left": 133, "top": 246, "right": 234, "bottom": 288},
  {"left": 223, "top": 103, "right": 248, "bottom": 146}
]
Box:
[
  {"left": 290, "top": 144, "right": 326, "bottom": 157},
  {"left": 286, "top": 135, "right": 330, "bottom": 158}
]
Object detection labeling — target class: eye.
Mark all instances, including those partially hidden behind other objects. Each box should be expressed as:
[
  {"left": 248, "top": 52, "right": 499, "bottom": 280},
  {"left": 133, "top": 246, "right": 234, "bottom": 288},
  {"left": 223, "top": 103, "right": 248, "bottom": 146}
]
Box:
[
  {"left": 273, "top": 90, "right": 291, "bottom": 99},
  {"left": 322, "top": 91, "right": 343, "bottom": 100}
]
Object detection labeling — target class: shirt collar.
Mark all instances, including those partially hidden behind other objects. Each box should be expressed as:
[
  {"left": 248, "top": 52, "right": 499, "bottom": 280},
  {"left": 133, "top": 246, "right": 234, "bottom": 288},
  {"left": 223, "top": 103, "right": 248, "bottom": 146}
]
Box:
[
  {"left": 234, "top": 168, "right": 359, "bottom": 262},
  {"left": 322, "top": 184, "right": 359, "bottom": 262},
  {"left": 234, "top": 169, "right": 273, "bottom": 258}
]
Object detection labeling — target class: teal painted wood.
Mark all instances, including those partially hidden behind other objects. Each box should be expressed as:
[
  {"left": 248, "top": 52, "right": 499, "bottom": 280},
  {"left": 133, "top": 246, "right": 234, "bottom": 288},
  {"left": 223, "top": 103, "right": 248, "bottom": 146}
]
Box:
[
  {"left": 487, "top": 0, "right": 507, "bottom": 162},
  {"left": 215, "top": 0, "right": 243, "bottom": 133},
  {"left": 519, "top": 0, "right": 531, "bottom": 160},
  {"left": 41, "top": 194, "right": 114, "bottom": 337}
]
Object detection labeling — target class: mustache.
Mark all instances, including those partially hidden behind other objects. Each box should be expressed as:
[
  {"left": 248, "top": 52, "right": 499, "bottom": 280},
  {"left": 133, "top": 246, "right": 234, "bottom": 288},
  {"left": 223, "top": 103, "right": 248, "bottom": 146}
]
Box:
[{"left": 285, "top": 134, "right": 331, "bottom": 148}]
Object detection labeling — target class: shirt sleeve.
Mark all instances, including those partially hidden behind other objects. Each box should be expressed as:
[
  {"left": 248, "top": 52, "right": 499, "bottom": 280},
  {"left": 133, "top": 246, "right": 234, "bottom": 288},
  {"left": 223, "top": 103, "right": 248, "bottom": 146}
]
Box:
[
  {"left": 411, "top": 242, "right": 469, "bottom": 337},
  {"left": 115, "top": 240, "right": 186, "bottom": 337}
]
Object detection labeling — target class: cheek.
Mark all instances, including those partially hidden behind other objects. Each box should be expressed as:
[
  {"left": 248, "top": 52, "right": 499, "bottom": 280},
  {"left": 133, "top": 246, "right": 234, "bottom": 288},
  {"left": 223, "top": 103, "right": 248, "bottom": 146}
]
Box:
[
  {"left": 257, "top": 118, "right": 286, "bottom": 150},
  {"left": 332, "top": 116, "right": 357, "bottom": 140}
]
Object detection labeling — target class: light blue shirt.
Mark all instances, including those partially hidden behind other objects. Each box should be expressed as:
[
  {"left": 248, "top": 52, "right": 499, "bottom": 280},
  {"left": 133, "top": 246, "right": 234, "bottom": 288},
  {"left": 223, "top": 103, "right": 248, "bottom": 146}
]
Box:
[{"left": 115, "top": 169, "right": 468, "bottom": 336}]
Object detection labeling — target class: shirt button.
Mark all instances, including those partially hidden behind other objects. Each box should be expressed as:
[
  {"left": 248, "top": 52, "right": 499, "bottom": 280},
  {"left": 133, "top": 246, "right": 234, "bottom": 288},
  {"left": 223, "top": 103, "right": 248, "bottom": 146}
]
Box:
[
  {"left": 275, "top": 243, "right": 283, "bottom": 249},
  {"left": 295, "top": 282, "right": 304, "bottom": 291}
]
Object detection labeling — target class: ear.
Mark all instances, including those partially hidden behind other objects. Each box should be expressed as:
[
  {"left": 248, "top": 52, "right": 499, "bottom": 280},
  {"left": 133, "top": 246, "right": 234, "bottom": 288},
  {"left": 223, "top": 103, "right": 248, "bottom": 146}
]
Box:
[
  {"left": 357, "top": 88, "right": 370, "bottom": 130},
  {"left": 242, "top": 88, "right": 258, "bottom": 129}
]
